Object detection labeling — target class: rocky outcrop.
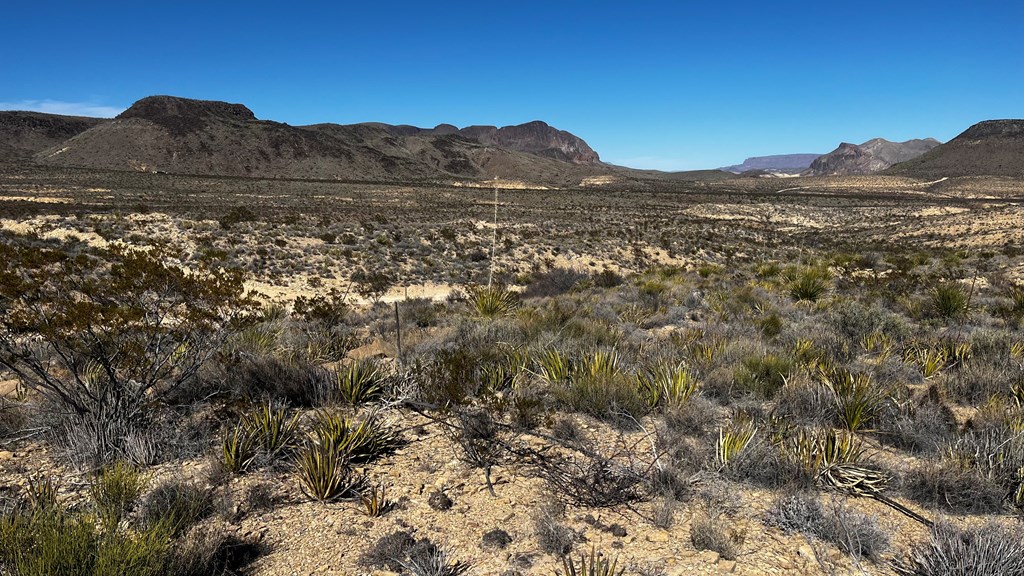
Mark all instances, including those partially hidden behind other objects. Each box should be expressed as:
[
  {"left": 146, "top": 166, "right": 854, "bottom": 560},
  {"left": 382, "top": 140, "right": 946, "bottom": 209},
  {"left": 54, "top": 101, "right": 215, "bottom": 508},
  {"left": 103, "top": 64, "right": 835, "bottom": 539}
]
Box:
[{"left": 806, "top": 138, "right": 939, "bottom": 176}]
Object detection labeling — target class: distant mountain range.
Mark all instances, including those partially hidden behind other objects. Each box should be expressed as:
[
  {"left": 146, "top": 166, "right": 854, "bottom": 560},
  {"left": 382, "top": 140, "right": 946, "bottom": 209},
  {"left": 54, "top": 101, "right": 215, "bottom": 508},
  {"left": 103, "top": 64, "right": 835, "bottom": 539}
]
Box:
[
  {"left": 2, "top": 97, "right": 1022, "bottom": 183},
  {"left": 4, "top": 95, "right": 611, "bottom": 185},
  {"left": 806, "top": 138, "right": 941, "bottom": 176},
  {"left": 721, "top": 154, "right": 822, "bottom": 174},
  {"left": 887, "top": 120, "right": 1024, "bottom": 178}
]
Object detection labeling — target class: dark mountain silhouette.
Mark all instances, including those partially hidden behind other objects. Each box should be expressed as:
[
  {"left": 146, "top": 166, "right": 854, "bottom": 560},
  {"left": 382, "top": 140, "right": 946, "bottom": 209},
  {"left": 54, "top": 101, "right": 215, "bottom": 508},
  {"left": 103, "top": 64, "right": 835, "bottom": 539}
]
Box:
[
  {"left": 806, "top": 138, "right": 940, "bottom": 176},
  {"left": 362, "top": 120, "right": 600, "bottom": 164},
  {"left": 887, "top": 120, "right": 1024, "bottom": 178},
  {"left": 33, "top": 96, "right": 606, "bottom": 183},
  {"left": 0, "top": 111, "right": 106, "bottom": 161},
  {"left": 721, "top": 154, "right": 822, "bottom": 174}
]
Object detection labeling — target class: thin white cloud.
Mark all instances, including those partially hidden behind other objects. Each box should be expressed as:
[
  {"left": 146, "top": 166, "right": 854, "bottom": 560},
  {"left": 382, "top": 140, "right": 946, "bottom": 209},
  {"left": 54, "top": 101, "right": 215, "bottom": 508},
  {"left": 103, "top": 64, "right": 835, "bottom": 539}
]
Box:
[{"left": 0, "top": 99, "right": 124, "bottom": 118}]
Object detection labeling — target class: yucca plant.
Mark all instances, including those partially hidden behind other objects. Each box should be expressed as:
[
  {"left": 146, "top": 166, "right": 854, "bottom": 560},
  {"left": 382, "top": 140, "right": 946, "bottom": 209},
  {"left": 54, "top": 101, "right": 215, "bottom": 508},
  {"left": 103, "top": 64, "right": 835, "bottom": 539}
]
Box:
[
  {"left": 637, "top": 363, "right": 699, "bottom": 408},
  {"left": 470, "top": 285, "right": 519, "bottom": 318},
  {"left": 688, "top": 338, "right": 724, "bottom": 367},
  {"left": 930, "top": 282, "right": 970, "bottom": 320},
  {"left": 360, "top": 482, "right": 393, "bottom": 517},
  {"left": 820, "top": 368, "right": 889, "bottom": 433},
  {"left": 295, "top": 441, "right": 361, "bottom": 502},
  {"left": 788, "top": 428, "right": 863, "bottom": 478},
  {"left": 860, "top": 331, "right": 896, "bottom": 363},
  {"left": 562, "top": 547, "right": 625, "bottom": 576},
  {"left": 584, "top": 349, "right": 621, "bottom": 378},
  {"left": 24, "top": 474, "right": 59, "bottom": 511},
  {"left": 242, "top": 401, "right": 300, "bottom": 458},
  {"left": 789, "top": 268, "right": 830, "bottom": 302},
  {"left": 221, "top": 422, "right": 257, "bottom": 474},
  {"left": 336, "top": 360, "right": 386, "bottom": 405},
  {"left": 537, "top": 349, "right": 575, "bottom": 384},
  {"left": 905, "top": 345, "right": 948, "bottom": 379},
  {"left": 716, "top": 415, "right": 757, "bottom": 468},
  {"left": 1009, "top": 286, "right": 1024, "bottom": 319},
  {"left": 311, "top": 410, "right": 399, "bottom": 464}
]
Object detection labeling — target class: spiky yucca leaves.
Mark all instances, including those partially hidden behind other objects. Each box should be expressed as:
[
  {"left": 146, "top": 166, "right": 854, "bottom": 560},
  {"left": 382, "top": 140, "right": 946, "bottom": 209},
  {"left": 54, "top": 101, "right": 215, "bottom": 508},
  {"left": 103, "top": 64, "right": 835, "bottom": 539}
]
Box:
[
  {"left": 636, "top": 363, "right": 699, "bottom": 408},
  {"left": 819, "top": 367, "right": 890, "bottom": 433},
  {"left": 294, "top": 441, "right": 362, "bottom": 502},
  {"left": 716, "top": 414, "right": 758, "bottom": 468},
  {"left": 537, "top": 349, "right": 575, "bottom": 384},
  {"left": 789, "top": 268, "right": 831, "bottom": 302},
  {"left": 860, "top": 331, "right": 896, "bottom": 363},
  {"left": 221, "top": 422, "right": 257, "bottom": 473},
  {"left": 311, "top": 410, "right": 399, "bottom": 464},
  {"left": 360, "top": 483, "right": 393, "bottom": 517},
  {"left": 24, "top": 474, "right": 59, "bottom": 511},
  {"left": 470, "top": 285, "right": 519, "bottom": 318},
  {"left": 787, "top": 428, "right": 864, "bottom": 478},
  {"left": 930, "top": 282, "right": 970, "bottom": 320},
  {"left": 242, "top": 402, "right": 300, "bottom": 457},
  {"left": 905, "top": 346, "right": 948, "bottom": 379},
  {"left": 562, "top": 547, "right": 625, "bottom": 576},
  {"left": 336, "top": 360, "right": 386, "bottom": 405},
  {"left": 584, "top": 349, "right": 621, "bottom": 378}
]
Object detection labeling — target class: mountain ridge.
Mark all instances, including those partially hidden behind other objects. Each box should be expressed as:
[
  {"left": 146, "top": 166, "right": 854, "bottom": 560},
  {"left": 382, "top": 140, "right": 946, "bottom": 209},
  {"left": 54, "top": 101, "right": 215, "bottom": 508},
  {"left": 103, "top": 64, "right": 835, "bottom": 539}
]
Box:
[{"left": 805, "top": 137, "right": 940, "bottom": 176}]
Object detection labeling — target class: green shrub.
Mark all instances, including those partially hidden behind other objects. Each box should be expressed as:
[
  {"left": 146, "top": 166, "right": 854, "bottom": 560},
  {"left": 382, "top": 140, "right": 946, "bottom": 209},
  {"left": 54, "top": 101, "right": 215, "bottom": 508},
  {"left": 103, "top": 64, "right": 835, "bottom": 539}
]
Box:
[
  {"left": 221, "top": 422, "right": 256, "bottom": 474},
  {"left": 310, "top": 411, "right": 400, "bottom": 464},
  {"left": 90, "top": 461, "right": 148, "bottom": 529},
  {"left": 736, "top": 354, "right": 794, "bottom": 398},
  {"left": 895, "top": 521, "right": 1024, "bottom": 576},
  {"left": 241, "top": 402, "right": 299, "bottom": 458},
  {"left": 294, "top": 441, "right": 362, "bottom": 502},
  {"left": 562, "top": 547, "right": 624, "bottom": 576},
  {"left": 789, "top": 268, "right": 830, "bottom": 302},
  {"left": 139, "top": 480, "right": 213, "bottom": 537}
]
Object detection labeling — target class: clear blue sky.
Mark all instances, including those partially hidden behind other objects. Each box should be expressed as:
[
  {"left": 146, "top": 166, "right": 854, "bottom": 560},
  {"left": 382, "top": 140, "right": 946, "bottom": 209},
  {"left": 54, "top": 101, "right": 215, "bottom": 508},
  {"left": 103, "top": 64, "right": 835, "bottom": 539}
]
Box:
[{"left": 2, "top": 1, "right": 1021, "bottom": 170}]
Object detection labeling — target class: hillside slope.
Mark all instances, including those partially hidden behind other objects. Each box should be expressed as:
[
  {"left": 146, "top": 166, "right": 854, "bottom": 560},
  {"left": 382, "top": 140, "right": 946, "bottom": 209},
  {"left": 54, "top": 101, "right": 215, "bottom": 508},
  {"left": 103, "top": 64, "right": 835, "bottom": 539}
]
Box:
[
  {"left": 0, "top": 111, "right": 106, "bottom": 162},
  {"left": 888, "top": 120, "right": 1024, "bottom": 178}
]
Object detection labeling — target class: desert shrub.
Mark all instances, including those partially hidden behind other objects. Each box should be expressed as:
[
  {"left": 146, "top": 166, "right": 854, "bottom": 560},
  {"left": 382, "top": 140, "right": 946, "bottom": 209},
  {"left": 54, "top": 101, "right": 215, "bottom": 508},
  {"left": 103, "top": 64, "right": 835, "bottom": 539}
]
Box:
[
  {"left": 228, "top": 356, "right": 332, "bottom": 406},
  {"left": 139, "top": 480, "right": 213, "bottom": 537},
  {"left": 690, "top": 511, "right": 744, "bottom": 560},
  {"left": 220, "top": 421, "right": 257, "bottom": 474},
  {"left": 593, "top": 268, "right": 624, "bottom": 288},
  {"left": 0, "top": 244, "right": 253, "bottom": 466},
  {"left": 903, "top": 461, "right": 1006, "bottom": 514},
  {"left": 292, "top": 288, "right": 349, "bottom": 326},
  {"left": 877, "top": 387, "right": 957, "bottom": 454},
  {"left": 534, "top": 501, "right": 577, "bottom": 555},
  {"left": 636, "top": 363, "right": 700, "bottom": 409},
  {"left": 894, "top": 520, "right": 1024, "bottom": 576},
  {"left": 310, "top": 410, "right": 400, "bottom": 464},
  {"left": 736, "top": 353, "right": 794, "bottom": 398},
  {"left": 399, "top": 544, "right": 472, "bottom": 576},
  {"left": 772, "top": 375, "right": 833, "bottom": 427},
  {"left": 765, "top": 493, "right": 889, "bottom": 560},
  {"left": 360, "top": 532, "right": 468, "bottom": 575},
  {"left": 359, "top": 483, "right": 394, "bottom": 517},
  {"left": 661, "top": 395, "right": 718, "bottom": 438},
  {"left": 481, "top": 528, "right": 513, "bottom": 550},
  {"left": 90, "top": 461, "right": 148, "bottom": 529},
  {"left": 825, "top": 300, "right": 909, "bottom": 348},
  {"left": 929, "top": 282, "right": 971, "bottom": 320},
  {"left": 819, "top": 367, "right": 890, "bottom": 433},
  {"left": 523, "top": 267, "right": 589, "bottom": 298},
  {"left": 167, "top": 522, "right": 266, "bottom": 576},
  {"left": 351, "top": 268, "right": 394, "bottom": 302},
  {"left": 445, "top": 409, "right": 508, "bottom": 493}
]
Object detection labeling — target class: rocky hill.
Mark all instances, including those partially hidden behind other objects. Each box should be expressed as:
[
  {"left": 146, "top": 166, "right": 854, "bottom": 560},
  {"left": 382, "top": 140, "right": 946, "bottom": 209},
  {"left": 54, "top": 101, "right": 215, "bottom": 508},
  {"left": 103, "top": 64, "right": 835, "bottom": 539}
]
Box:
[
  {"left": 887, "top": 120, "right": 1024, "bottom": 178},
  {"left": 806, "top": 138, "right": 939, "bottom": 176},
  {"left": 34, "top": 96, "right": 607, "bottom": 184},
  {"left": 0, "top": 111, "right": 106, "bottom": 162},
  {"left": 363, "top": 120, "right": 600, "bottom": 164},
  {"left": 807, "top": 138, "right": 940, "bottom": 176},
  {"left": 721, "top": 153, "right": 822, "bottom": 174}
]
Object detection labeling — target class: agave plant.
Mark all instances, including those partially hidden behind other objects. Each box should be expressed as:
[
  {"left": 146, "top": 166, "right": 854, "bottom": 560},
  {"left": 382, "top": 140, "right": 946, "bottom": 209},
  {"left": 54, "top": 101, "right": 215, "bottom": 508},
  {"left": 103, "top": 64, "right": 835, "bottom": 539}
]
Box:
[
  {"left": 295, "top": 441, "right": 362, "bottom": 502},
  {"left": 311, "top": 410, "right": 399, "bottom": 464},
  {"left": 562, "top": 547, "right": 625, "bottom": 576},
  {"left": 787, "top": 427, "right": 864, "bottom": 478},
  {"left": 336, "top": 360, "right": 385, "bottom": 405},
  {"left": 359, "top": 482, "right": 393, "bottom": 517},
  {"left": 242, "top": 401, "right": 300, "bottom": 457},
  {"left": 221, "top": 421, "right": 257, "bottom": 473},
  {"left": 789, "top": 268, "right": 831, "bottom": 302}
]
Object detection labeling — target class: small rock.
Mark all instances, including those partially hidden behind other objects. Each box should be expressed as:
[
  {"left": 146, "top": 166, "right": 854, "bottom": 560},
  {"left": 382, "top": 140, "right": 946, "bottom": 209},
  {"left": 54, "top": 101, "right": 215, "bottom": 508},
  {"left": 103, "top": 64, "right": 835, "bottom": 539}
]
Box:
[
  {"left": 646, "top": 530, "right": 670, "bottom": 543},
  {"left": 608, "top": 523, "right": 627, "bottom": 537},
  {"left": 718, "top": 559, "right": 737, "bottom": 573},
  {"left": 696, "top": 550, "right": 720, "bottom": 564},
  {"left": 0, "top": 451, "right": 13, "bottom": 461},
  {"left": 481, "top": 528, "right": 513, "bottom": 550},
  {"left": 797, "top": 544, "right": 816, "bottom": 562},
  {"left": 428, "top": 490, "right": 453, "bottom": 511}
]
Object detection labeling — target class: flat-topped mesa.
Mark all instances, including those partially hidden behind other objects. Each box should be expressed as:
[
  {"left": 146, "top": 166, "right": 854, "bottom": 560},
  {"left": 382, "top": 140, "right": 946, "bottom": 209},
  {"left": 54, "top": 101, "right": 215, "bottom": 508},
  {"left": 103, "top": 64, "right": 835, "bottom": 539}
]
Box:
[{"left": 117, "top": 95, "right": 256, "bottom": 135}]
